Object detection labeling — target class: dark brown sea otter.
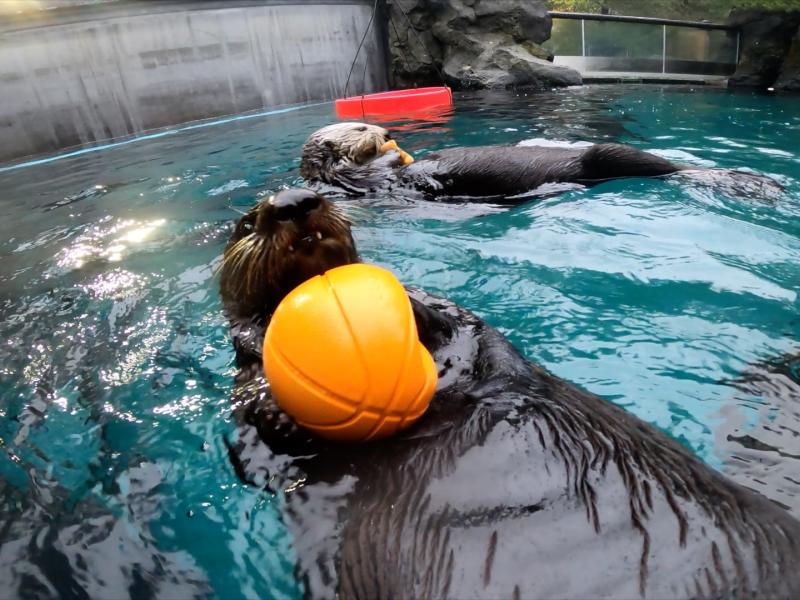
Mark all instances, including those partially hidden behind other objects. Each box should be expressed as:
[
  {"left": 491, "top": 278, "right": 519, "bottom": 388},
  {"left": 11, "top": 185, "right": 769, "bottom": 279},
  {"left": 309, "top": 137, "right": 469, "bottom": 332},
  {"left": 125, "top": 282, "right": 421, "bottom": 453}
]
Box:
[
  {"left": 221, "top": 188, "right": 800, "bottom": 599},
  {"left": 300, "top": 122, "right": 782, "bottom": 201}
]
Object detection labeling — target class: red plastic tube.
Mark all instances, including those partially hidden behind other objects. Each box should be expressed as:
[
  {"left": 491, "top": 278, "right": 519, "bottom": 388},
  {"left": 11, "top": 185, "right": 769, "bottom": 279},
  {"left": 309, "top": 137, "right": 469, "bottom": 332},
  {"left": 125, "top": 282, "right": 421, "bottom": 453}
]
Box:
[{"left": 335, "top": 87, "right": 453, "bottom": 119}]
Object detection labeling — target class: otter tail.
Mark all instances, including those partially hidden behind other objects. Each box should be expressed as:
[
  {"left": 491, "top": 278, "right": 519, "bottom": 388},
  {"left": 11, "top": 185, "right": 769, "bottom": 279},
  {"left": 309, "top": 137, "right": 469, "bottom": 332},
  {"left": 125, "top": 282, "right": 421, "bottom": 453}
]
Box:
[
  {"left": 578, "top": 143, "right": 684, "bottom": 181},
  {"left": 578, "top": 144, "right": 785, "bottom": 202}
]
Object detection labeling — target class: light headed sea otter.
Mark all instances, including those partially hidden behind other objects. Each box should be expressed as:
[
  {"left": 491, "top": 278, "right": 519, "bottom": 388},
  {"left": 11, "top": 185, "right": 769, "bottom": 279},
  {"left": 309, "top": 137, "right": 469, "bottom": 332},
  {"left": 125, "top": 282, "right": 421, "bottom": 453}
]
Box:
[{"left": 300, "top": 122, "right": 782, "bottom": 202}]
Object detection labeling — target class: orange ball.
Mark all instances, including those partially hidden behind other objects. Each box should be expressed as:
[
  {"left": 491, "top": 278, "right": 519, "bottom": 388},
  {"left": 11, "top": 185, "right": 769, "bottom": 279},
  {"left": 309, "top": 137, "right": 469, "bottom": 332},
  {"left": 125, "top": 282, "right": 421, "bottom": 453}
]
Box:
[{"left": 263, "top": 264, "right": 438, "bottom": 442}]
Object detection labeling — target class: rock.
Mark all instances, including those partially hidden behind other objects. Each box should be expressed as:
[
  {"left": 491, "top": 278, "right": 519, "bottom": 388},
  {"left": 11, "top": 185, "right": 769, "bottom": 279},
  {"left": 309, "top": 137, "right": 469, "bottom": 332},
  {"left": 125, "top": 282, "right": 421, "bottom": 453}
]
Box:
[
  {"left": 387, "top": 0, "right": 444, "bottom": 87},
  {"left": 497, "top": 46, "right": 581, "bottom": 87},
  {"left": 728, "top": 10, "right": 800, "bottom": 88},
  {"left": 520, "top": 41, "right": 555, "bottom": 62},
  {"left": 386, "top": 0, "right": 581, "bottom": 90},
  {"left": 471, "top": 0, "right": 551, "bottom": 44},
  {"left": 775, "top": 26, "right": 800, "bottom": 91},
  {"left": 443, "top": 39, "right": 581, "bottom": 89}
]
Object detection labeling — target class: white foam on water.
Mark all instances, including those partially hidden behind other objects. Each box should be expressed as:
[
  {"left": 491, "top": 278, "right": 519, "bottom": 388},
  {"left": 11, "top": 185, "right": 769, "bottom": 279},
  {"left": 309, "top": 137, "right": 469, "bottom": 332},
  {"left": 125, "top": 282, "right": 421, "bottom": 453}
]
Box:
[
  {"left": 517, "top": 138, "right": 594, "bottom": 149},
  {"left": 755, "top": 147, "right": 794, "bottom": 159},
  {"left": 206, "top": 179, "right": 250, "bottom": 196},
  {"left": 649, "top": 148, "right": 716, "bottom": 167}
]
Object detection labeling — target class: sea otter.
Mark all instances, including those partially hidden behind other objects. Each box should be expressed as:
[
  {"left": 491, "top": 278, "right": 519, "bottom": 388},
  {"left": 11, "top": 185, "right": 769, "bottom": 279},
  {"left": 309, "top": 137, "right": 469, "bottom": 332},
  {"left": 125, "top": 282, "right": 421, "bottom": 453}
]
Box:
[
  {"left": 221, "top": 188, "right": 800, "bottom": 599},
  {"left": 300, "top": 122, "right": 782, "bottom": 201}
]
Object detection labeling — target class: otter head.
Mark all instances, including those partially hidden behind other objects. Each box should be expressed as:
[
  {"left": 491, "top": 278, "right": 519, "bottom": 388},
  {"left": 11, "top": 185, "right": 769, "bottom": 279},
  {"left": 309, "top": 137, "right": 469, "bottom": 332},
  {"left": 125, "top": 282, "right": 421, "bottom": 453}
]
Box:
[
  {"left": 220, "top": 189, "right": 358, "bottom": 320},
  {"left": 300, "top": 122, "right": 390, "bottom": 183}
]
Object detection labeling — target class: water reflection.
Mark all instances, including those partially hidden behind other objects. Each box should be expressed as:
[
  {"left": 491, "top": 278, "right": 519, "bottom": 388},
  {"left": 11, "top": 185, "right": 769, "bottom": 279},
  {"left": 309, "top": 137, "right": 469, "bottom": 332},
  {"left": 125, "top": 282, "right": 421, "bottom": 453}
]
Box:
[
  {"left": 55, "top": 218, "right": 167, "bottom": 270},
  {"left": 362, "top": 103, "right": 456, "bottom": 134}
]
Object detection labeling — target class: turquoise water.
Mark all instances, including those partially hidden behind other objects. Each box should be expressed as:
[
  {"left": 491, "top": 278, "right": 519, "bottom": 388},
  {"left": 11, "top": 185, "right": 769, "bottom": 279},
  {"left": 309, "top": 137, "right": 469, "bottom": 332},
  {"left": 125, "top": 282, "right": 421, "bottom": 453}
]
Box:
[{"left": 1, "top": 86, "right": 798, "bottom": 596}]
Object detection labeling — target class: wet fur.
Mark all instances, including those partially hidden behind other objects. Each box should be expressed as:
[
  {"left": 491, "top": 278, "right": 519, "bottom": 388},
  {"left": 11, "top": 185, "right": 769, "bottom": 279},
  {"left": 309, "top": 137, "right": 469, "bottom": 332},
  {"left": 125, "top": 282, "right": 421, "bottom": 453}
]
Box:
[
  {"left": 300, "top": 122, "right": 783, "bottom": 202},
  {"left": 220, "top": 195, "right": 357, "bottom": 320},
  {"left": 221, "top": 192, "right": 800, "bottom": 598},
  {"left": 300, "top": 123, "right": 685, "bottom": 199},
  {"left": 399, "top": 143, "right": 683, "bottom": 198}
]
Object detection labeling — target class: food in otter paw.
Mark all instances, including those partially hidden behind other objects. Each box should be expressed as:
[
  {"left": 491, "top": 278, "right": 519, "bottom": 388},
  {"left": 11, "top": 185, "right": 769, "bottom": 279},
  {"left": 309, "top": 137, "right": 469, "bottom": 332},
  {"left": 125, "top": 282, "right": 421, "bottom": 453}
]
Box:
[{"left": 379, "top": 140, "right": 415, "bottom": 165}]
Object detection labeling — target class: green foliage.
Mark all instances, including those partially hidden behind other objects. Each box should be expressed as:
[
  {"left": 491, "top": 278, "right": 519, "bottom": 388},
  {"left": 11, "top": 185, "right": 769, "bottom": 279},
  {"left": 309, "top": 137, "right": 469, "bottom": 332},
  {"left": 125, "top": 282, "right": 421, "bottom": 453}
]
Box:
[
  {"left": 544, "top": 0, "right": 800, "bottom": 20},
  {"left": 545, "top": 0, "right": 604, "bottom": 11}
]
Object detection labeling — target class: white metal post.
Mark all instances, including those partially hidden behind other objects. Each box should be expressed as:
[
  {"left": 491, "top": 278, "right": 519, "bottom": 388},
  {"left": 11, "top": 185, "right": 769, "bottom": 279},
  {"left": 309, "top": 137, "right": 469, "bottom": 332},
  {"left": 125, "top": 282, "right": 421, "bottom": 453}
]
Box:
[{"left": 581, "top": 19, "right": 586, "bottom": 57}]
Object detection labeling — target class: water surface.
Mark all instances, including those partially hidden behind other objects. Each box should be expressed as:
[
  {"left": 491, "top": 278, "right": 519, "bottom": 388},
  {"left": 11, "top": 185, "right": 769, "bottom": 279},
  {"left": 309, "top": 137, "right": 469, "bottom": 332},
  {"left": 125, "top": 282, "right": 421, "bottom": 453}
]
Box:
[{"left": 1, "top": 86, "right": 798, "bottom": 597}]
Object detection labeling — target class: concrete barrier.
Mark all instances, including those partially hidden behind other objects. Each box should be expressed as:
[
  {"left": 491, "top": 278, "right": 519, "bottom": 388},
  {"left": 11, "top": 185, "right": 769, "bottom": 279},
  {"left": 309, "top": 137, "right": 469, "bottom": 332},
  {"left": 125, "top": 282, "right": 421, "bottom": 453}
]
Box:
[{"left": 0, "top": 1, "right": 387, "bottom": 163}]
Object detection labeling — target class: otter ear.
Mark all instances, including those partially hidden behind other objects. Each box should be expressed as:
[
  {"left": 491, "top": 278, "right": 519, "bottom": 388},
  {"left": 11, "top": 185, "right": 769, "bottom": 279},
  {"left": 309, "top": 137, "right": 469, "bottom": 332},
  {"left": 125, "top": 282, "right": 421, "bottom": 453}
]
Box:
[
  {"left": 319, "top": 140, "right": 337, "bottom": 160},
  {"left": 323, "top": 140, "right": 351, "bottom": 168},
  {"left": 232, "top": 208, "right": 258, "bottom": 240}
]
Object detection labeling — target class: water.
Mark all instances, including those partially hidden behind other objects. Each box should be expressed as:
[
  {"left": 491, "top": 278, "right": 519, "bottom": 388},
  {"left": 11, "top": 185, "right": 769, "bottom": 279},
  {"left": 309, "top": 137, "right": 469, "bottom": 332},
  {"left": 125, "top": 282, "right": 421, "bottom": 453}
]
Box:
[{"left": 1, "top": 86, "right": 799, "bottom": 597}]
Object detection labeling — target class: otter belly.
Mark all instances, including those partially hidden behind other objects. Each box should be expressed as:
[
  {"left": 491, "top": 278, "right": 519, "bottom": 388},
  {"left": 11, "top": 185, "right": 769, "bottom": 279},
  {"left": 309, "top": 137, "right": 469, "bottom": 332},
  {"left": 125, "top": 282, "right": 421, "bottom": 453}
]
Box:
[
  {"left": 399, "top": 144, "right": 684, "bottom": 199},
  {"left": 231, "top": 363, "right": 800, "bottom": 599},
  {"left": 332, "top": 409, "right": 798, "bottom": 599}
]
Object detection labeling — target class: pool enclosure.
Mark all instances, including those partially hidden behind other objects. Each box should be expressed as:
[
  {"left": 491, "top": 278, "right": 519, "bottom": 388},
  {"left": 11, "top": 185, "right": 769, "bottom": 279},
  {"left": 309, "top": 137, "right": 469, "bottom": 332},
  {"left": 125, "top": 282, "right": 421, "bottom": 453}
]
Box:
[{"left": 543, "top": 12, "right": 739, "bottom": 77}]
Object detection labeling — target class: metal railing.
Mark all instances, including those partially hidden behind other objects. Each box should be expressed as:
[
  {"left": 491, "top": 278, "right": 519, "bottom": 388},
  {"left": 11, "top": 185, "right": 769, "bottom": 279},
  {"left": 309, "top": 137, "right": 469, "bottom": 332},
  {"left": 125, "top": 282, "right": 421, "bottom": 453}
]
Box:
[{"left": 543, "top": 12, "right": 740, "bottom": 77}]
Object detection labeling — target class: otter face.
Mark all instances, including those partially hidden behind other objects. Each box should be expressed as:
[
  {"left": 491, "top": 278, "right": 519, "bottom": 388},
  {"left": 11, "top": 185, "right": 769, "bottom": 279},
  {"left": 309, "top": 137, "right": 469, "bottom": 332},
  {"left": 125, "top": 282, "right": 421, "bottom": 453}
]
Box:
[
  {"left": 300, "top": 122, "right": 390, "bottom": 183},
  {"left": 220, "top": 189, "right": 358, "bottom": 320}
]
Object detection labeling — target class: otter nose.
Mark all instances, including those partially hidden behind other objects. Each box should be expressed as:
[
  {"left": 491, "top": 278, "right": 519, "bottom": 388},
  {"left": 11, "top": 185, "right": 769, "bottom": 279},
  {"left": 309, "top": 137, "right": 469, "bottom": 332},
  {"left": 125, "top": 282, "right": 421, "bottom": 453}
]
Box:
[{"left": 270, "top": 189, "right": 322, "bottom": 222}]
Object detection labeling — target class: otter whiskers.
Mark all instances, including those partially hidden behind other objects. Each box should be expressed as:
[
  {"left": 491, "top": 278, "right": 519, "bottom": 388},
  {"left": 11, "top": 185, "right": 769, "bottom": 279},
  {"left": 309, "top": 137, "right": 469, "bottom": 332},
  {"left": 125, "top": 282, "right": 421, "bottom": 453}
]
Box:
[{"left": 220, "top": 233, "right": 270, "bottom": 304}]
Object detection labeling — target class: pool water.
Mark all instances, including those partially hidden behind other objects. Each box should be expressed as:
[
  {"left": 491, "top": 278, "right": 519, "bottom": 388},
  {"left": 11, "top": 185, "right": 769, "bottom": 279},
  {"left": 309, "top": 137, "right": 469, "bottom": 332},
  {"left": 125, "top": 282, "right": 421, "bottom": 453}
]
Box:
[{"left": 1, "top": 86, "right": 799, "bottom": 597}]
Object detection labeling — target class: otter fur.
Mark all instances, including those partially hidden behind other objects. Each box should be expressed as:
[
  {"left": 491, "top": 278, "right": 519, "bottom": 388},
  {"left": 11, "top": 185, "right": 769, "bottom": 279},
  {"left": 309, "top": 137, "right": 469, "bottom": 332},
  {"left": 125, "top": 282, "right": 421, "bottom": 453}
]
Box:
[
  {"left": 300, "top": 122, "right": 782, "bottom": 201},
  {"left": 220, "top": 188, "right": 800, "bottom": 599}
]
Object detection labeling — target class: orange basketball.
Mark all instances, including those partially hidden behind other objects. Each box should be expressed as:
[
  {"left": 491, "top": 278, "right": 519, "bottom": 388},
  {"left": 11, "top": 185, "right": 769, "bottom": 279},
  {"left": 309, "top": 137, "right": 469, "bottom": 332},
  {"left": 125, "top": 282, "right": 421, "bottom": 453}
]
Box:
[{"left": 262, "top": 264, "right": 437, "bottom": 442}]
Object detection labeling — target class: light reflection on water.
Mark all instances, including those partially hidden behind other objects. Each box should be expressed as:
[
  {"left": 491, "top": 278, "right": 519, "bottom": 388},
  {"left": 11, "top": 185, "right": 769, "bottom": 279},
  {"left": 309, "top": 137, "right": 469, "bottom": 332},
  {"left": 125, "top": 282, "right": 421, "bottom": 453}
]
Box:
[{"left": 0, "top": 86, "right": 798, "bottom": 597}]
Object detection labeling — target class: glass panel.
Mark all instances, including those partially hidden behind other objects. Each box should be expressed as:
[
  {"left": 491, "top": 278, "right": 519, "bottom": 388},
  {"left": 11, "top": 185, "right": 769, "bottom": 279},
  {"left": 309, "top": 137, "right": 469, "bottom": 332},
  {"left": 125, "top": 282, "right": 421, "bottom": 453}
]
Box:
[
  {"left": 665, "top": 27, "right": 738, "bottom": 75},
  {"left": 583, "top": 20, "right": 663, "bottom": 72},
  {"left": 545, "top": 18, "right": 738, "bottom": 77},
  {"left": 542, "top": 18, "right": 583, "bottom": 56}
]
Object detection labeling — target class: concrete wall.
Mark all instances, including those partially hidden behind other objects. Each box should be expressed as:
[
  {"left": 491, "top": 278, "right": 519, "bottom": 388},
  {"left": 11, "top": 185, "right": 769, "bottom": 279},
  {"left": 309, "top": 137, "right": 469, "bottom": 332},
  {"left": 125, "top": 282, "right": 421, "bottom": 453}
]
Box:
[{"left": 0, "top": 1, "right": 387, "bottom": 163}]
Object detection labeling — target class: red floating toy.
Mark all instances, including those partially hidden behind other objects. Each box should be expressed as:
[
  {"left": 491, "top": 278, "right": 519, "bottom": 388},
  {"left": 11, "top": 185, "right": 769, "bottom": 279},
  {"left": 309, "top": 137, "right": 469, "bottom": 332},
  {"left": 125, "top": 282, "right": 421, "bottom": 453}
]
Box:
[{"left": 335, "top": 86, "right": 453, "bottom": 119}]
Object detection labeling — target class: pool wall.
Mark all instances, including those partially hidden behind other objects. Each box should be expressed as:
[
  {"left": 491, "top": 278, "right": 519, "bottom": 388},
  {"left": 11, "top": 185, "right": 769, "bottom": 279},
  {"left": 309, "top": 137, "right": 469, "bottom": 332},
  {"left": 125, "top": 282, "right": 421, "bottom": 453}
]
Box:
[{"left": 0, "top": 0, "right": 388, "bottom": 163}]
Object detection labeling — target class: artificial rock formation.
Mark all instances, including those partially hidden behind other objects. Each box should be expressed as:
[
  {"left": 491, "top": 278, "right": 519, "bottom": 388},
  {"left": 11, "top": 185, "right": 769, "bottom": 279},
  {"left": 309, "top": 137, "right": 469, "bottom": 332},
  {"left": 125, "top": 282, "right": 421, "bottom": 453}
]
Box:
[
  {"left": 727, "top": 9, "right": 800, "bottom": 89},
  {"left": 775, "top": 25, "right": 800, "bottom": 91},
  {"left": 386, "top": 0, "right": 581, "bottom": 90}
]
